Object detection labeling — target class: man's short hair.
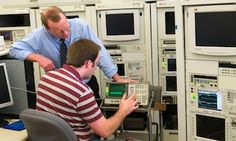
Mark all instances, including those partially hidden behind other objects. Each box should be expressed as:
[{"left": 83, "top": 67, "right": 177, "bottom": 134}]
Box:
[
  {"left": 66, "top": 39, "right": 101, "bottom": 67},
  {"left": 41, "top": 6, "right": 65, "bottom": 29}
]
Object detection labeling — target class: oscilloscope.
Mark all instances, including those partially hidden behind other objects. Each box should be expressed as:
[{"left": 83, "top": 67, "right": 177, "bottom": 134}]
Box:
[{"left": 104, "top": 82, "right": 150, "bottom": 106}]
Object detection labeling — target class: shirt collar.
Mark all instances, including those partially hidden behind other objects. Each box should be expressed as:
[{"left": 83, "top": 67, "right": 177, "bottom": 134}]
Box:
[{"left": 62, "top": 64, "right": 82, "bottom": 81}]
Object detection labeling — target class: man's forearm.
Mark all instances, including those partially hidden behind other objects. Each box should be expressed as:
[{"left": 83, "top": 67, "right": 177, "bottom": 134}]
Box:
[
  {"left": 103, "top": 109, "right": 126, "bottom": 137},
  {"left": 26, "top": 53, "right": 43, "bottom": 62}
]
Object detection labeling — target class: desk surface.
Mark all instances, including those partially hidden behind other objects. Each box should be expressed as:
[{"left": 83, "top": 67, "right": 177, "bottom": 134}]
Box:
[
  {"left": 0, "top": 128, "right": 27, "bottom": 141},
  {"left": 0, "top": 119, "right": 27, "bottom": 141}
]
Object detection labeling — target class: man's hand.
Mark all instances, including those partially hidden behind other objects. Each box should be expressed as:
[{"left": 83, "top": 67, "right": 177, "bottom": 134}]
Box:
[
  {"left": 27, "top": 53, "right": 56, "bottom": 72},
  {"left": 119, "top": 92, "right": 139, "bottom": 116},
  {"left": 38, "top": 56, "right": 56, "bottom": 72},
  {"left": 112, "top": 73, "right": 138, "bottom": 83}
]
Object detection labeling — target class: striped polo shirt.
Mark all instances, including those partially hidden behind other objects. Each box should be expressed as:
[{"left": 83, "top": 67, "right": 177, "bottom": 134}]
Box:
[{"left": 36, "top": 64, "right": 103, "bottom": 141}]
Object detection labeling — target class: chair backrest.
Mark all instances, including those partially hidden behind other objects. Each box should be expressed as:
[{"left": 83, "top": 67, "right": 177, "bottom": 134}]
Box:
[{"left": 20, "top": 109, "right": 77, "bottom": 141}]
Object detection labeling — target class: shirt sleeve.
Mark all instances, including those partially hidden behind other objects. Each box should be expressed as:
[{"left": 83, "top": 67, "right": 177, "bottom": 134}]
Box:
[
  {"left": 9, "top": 30, "right": 41, "bottom": 60},
  {"left": 76, "top": 91, "right": 103, "bottom": 123},
  {"left": 9, "top": 27, "right": 61, "bottom": 68}
]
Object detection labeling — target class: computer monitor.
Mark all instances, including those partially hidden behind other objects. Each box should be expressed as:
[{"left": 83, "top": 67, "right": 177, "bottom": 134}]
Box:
[
  {"left": 100, "top": 9, "right": 140, "bottom": 41},
  {"left": 0, "top": 63, "right": 13, "bottom": 126},
  {"left": 186, "top": 5, "right": 236, "bottom": 56}
]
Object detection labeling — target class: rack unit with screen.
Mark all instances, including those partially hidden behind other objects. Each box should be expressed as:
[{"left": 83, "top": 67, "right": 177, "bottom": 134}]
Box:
[
  {"left": 153, "top": 7, "right": 178, "bottom": 140},
  {"left": 155, "top": 7, "right": 177, "bottom": 98},
  {"left": 186, "top": 61, "right": 236, "bottom": 141},
  {"left": 186, "top": 5, "right": 236, "bottom": 56},
  {"left": 96, "top": 3, "right": 152, "bottom": 99}
]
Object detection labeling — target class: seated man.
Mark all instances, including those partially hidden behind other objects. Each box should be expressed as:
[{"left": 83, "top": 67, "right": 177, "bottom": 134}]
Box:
[{"left": 36, "top": 39, "right": 138, "bottom": 141}]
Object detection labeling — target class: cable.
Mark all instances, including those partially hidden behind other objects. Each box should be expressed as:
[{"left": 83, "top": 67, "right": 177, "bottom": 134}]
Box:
[
  {"left": 11, "top": 87, "right": 106, "bottom": 98},
  {"left": 10, "top": 86, "right": 36, "bottom": 94}
]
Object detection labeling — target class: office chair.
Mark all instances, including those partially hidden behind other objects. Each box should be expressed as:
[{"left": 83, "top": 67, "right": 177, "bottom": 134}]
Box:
[{"left": 20, "top": 109, "right": 77, "bottom": 141}]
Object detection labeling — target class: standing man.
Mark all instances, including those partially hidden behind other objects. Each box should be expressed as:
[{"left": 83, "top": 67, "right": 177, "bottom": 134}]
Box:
[
  {"left": 36, "top": 39, "right": 138, "bottom": 141},
  {"left": 9, "top": 6, "right": 136, "bottom": 100}
]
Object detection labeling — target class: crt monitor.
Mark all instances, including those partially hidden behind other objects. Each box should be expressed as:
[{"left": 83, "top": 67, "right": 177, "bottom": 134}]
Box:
[
  {"left": 100, "top": 9, "right": 140, "bottom": 41},
  {"left": 0, "top": 63, "right": 13, "bottom": 126},
  {"left": 187, "top": 5, "right": 236, "bottom": 56}
]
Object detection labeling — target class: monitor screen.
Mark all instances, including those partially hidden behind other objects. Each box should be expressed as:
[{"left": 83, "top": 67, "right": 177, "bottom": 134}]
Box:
[
  {"left": 165, "top": 76, "right": 177, "bottom": 91},
  {"left": 108, "top": 83, "right": 127, "bottom": 97},
  {"left": 167, "top": 58, "right": 176, "bottom": 72},
  {"left": 198, "top": 90, "right": 222, "bottom": 111},
  {"left": 195, "top": 12, "right": 236, "bottom": 47},
  {"left": 117, "top": 64, "right": 125, "bottom": 76},
  {"left": 106, "top": 13, "right": 134, "bottom": 35},
  {"left": 0, "top": 14, "right": 30, "bottom": 27},
  {"left": 196, "top": 114, "right": 225, "bottom": 141},
  {"left": 66, "top": 15, "right": 79, "bottom": 19},
  {"left": 0, "top": 31, "right": 13, "bottom": 41},
  {"left": 165, "top": 11, "right": 175, "bottom": 35},
  {"left": 0, "top": 63, "right": 13, "bottom": 108}
]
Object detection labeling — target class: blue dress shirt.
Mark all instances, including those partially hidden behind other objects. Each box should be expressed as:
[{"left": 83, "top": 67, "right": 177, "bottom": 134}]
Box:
[{"left": 9, "top": 18, "right": 117, "bottom": 79}]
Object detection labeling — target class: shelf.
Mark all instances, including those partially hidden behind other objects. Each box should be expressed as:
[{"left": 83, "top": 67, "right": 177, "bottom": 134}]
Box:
[
  {"left": 101, "top": 105, "right": 149, "bottom": 113},
  {"left": 116, "top": 131, "right": 149, "bottom": 141}
]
